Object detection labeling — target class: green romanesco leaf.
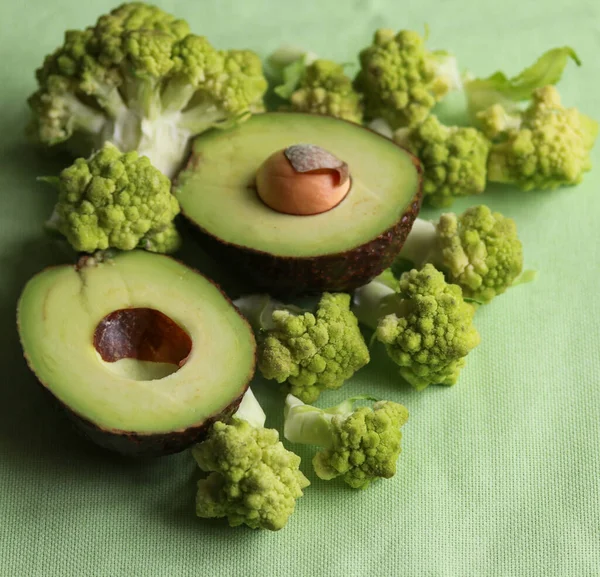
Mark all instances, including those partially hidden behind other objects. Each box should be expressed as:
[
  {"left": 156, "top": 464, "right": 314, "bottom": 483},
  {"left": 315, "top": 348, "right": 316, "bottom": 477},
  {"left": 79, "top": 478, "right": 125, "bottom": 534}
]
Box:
[
  {"left": 258, "top": 293, "right": 370, "bottom": 403},
  {"left": 52, "top": 142, "right": 180, "bottom": 253},
  {"left": 193, "top": 419, "right": 310, "bottom": 531},
  {"left": 284, "top": 59, "right": 363, "bottom": 123},
  {"left": 312, "top": 400, "right": 409, "bottom": 489},
  {"left": 355, "top": 29, "right": 457, "bottom": 129},
  {"left": 436, "top": 205, "right": 523, "bottom": 303},
  {"left": 375, "top": 264, "right": 480, "bottom": 390},
  {"left": 485, "top": 86, "right": 598, "bottom": 190},
  {"left": 397, "top": 115, "right": 491, "bottom": 208},
  {"left": 465, "top": 46, "right": 580, "bottom": 120}
]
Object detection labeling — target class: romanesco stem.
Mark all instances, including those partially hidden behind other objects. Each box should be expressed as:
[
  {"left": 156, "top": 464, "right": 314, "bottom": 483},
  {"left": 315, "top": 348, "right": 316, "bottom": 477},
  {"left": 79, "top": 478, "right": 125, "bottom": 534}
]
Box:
[
  {"left": 233, "top": 295, "right": 280, "bottom": 331},
  {"left": 161, "top": 80, "right": 197, "bottom": 114},
  {"left": 94, "top": 85, "right": 129, "bottom": 120},
  {"left": 397, "top": 218, "right": 438, "bottom": 268},
  {"left": 66, "top": 95, "right": 107, "bottom": 135},
  {"left": 122, "top": 76, "right": 163, "bottom": 120},
  {"left": 179, "top": 102, "right": 230, "bottom": 134},
  {"left": 352, "top": 280, "right": 401, "bottom": 330},
  {"left": 283, "top": 394, "right": 337, "bottom": 449},
  {"left": 232, "top": 388, "right": 266, "bottom": 429}
]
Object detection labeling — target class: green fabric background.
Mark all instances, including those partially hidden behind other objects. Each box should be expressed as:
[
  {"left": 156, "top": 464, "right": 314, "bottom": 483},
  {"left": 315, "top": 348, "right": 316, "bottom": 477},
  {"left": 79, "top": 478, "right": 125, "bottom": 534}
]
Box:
[{"left": 1, "top": 1, "right": 599, "bottom": 575}]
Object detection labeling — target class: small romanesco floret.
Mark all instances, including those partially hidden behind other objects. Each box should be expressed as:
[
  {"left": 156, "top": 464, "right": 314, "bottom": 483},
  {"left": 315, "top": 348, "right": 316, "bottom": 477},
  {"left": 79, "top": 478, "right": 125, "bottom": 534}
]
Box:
[
  {"left": 192, "top": 388, "right": 309, "bottom": 531},
  {"left": 355, "top": 29, "right": 461, "bottom": 129},
  {"left": 272, "top": 57, "right": 363, "bottom": 123},
  {"left": 44, "top": 142, "right": 180, "bottom": 253},
  {"left": 395, "top": 205, "right": 527, "bottom": 303},
  {"left": 283, "top": 394, "right": 409, "bottom": 489},
  {"left": 394, "top": 115, "right": 491, "bottom": 208},
  {"left": 234, "top": 293, "right": 370, "bottom": 404},
  {"left": 481, "top": 86, "right": 598, "bottom": 190},
  {"left": 27, "top": 2, "right": 268, "bottom": 177},
  {"left": 352, "top": 264, "right": 480, "bottom": 390}
]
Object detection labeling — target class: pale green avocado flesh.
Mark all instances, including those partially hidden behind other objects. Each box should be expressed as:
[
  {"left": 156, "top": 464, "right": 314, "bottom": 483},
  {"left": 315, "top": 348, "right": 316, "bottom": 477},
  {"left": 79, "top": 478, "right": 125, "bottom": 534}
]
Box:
[
  {"left": 17, "top": 251, "right": 255, "bottom": 434},
  {"left": 175, "top": 113, "right": 420, "bottom": 257}
]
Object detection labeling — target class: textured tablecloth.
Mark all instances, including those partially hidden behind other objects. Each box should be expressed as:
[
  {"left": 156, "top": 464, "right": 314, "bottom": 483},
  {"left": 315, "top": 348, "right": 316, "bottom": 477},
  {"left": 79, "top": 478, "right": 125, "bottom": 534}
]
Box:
[{"left": 1, "top": 1, "right": 599, "bottom": 575}]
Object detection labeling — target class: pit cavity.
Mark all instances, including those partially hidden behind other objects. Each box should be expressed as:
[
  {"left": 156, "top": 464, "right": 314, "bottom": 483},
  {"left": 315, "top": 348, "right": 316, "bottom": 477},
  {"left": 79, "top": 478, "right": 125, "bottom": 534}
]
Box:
[{"left": 93, "top": 308, "right": 192, "bottom": 381}]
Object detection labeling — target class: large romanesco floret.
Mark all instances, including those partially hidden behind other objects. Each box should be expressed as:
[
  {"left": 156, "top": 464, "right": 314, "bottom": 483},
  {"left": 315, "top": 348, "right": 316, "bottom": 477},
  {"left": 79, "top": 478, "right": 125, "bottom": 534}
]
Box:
[
  {"left": 234, "top": 293, "right": 370, "bottom": 404},
  {"left": 283, "top": 394, "right": 409, "bottom": 489},
  {"left": 27, "top": 2, "right": 268, "bottom": 177},
  {"left": 192, "top": 389, "right": 309, "bottom": 531},
  {"left": 272, "top": 57, "right": 363, "bottom": 123},
  {"left": 480, "top": 86, "right": 598, "bottom": 190},
  {"left": 353, "top": 264, "right": 480, "bottom": 390},
  {"left": 395, "top": 205, "right": 526, "bottom": 303},
  {"left": 394, "top": 115, "right": 490, "bottom": 207},
  {"left": 44, "top": 142, "right": 180, "bottom": 253},
  {"left": 354, "top": 29, "right": 461, "bottom": 129}
]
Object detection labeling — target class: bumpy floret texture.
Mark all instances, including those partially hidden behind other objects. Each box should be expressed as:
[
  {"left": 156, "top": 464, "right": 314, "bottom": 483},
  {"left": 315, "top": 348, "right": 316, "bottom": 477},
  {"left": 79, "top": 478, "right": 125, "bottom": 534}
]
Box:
[
  {"left": 313, "top": 401, "right": 409, "bottom": 489},
  {"left": 436, "top": 205, "right": 523, "bottom": 303},
  {"left": 27, "top": 2, "right": 267, "bottom": 176},
  {"left": 258, "top": 293, "right": 370, "bottom": 403},
  {"left": 54, "top": 143, "right": 180, "bottom": 253},
  {"left": 482, "top": 86, "right": 598, "bottom": 190},
  {"left": 288, "top": 59, "right": 363, "bottom": 123},
  {"left": 355, "top": 29, "right": 454, "bottom": 128},
  {"left": 398, "top": 115, "right": 491, "bottom": 207},
  {"left": 193, "top": 419, "right": 310, "bottom": 531},
  {"left": 376, "top": 264, "right": 480, "bottom": 390}
]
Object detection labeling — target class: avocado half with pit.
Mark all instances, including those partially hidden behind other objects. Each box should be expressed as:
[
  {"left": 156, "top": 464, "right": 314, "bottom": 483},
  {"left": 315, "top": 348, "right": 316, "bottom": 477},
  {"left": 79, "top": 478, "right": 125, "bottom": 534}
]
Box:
[
  {"left": 17, "top": 251, "right": 256, "bottom": 457},
  {"left": 175, "top": 112, "right": 422, "bottom": 295}
]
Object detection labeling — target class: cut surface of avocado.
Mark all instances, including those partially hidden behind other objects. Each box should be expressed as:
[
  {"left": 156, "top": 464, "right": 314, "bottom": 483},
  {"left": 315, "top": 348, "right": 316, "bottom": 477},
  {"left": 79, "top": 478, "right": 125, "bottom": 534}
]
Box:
[
  {"left": 17, "top": 251, "right": 256, "bottom": 435},
  {"left": 175, "top": 113, "right": 421, "bottom": 258}
]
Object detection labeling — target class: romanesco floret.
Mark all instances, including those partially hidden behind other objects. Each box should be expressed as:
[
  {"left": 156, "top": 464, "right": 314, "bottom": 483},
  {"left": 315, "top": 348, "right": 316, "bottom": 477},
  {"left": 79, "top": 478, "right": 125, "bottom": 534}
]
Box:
[
  {"left": 355, "top": 29, "right": 460, "bottom": 129},
  {"left": 27, "top": 2, "right": 267, "bottom": 177},
  {"left": 481, "top": 86, "right": 598, "bottom": 190},
  {"left": 284, "top": 394, "right": 409, "bottom": 489},
  {"left": 235, "top": 293, "right": 370, "bottom": 403},
  {"left": 192, "top": 389, "right": 309, "bottom": 531},
  {"left": 396, "top": 205, "right": 525, "bottom": 303},
  {"left": 353, "top": 264, "right": 480, "bottom": 390},
  {"left": 394, "top": 115, "right": 491, "bottom": 207},
  {"left": 45, "top": 142, "right": 180, "bottom": 253},
  {"left": 276, "top": 58, "right": 363, "bottom": 123}
]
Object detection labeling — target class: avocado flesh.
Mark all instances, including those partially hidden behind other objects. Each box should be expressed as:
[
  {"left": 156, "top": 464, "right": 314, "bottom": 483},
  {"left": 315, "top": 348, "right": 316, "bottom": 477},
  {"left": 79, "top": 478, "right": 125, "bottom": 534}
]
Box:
[
  {"left": 175, "top": 113, "right": 421, "bottom": 257},
  {"left": 17, "top": 251, "right": 256, "bottom": 436}
]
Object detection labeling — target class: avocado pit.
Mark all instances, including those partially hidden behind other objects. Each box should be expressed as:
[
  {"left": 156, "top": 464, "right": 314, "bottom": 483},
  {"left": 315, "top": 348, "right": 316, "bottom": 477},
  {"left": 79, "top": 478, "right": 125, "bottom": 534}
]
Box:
[
  {"left": 255, "top": 144, "right": 351, "bottom": 216},
  {"left": 94, "top": 308, "right": 192, "bottom": 381}
]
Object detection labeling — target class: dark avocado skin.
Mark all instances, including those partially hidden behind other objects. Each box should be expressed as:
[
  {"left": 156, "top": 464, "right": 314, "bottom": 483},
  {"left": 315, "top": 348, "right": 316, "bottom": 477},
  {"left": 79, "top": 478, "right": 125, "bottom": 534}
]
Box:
[
  {"left": 18, "top": 256, "right": 257, "bottom": 458},
  {"left": 60, "top": 388, "right": 247, "bottom": 458},
  {"left": 181, "top": 154, "right": 423, "bottom": 297}
]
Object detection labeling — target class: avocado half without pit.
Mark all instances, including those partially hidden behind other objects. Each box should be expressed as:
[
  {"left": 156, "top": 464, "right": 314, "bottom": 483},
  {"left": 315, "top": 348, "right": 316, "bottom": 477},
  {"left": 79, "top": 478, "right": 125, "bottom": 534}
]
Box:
[
  {"left": 17, "top": 251, "right": 256, "bottom": 457},
  {"left": 175, "top": 112, "right": 423, "bottom": 295}
]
